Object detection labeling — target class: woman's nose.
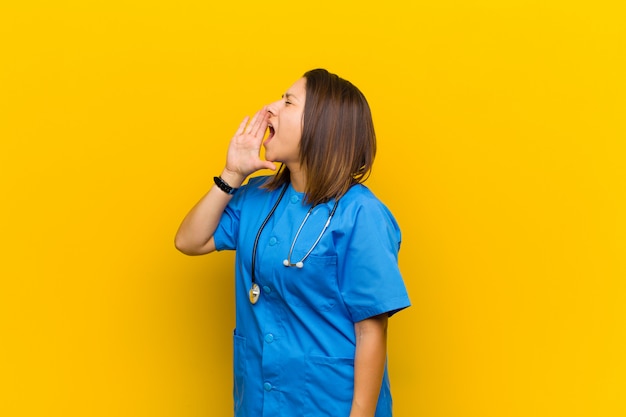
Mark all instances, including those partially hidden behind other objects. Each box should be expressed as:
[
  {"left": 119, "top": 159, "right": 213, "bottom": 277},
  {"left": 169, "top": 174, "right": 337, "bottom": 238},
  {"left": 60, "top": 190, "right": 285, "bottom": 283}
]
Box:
[{"left": 267, "top": 100, "right": 280, "bottom": 116}]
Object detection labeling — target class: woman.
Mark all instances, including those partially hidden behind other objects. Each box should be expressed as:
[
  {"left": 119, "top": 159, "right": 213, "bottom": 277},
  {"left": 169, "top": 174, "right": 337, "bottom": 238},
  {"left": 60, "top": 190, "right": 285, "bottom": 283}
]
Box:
[{"left": 175, "top": 69, "right": 410, "bottom": 417}]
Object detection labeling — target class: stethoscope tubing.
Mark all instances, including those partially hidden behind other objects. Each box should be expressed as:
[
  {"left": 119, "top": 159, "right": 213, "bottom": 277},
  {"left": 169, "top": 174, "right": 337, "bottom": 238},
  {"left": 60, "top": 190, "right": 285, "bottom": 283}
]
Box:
[{"left": 250, "top": 182, "right": 289, "bottom": 286}]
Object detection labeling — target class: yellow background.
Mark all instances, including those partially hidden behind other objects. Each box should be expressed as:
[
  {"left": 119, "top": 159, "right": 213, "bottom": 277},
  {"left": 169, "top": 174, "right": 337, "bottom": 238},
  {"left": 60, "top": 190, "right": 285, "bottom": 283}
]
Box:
[{"left": 1, "top": 1, "right": 624, "bottom": 416}]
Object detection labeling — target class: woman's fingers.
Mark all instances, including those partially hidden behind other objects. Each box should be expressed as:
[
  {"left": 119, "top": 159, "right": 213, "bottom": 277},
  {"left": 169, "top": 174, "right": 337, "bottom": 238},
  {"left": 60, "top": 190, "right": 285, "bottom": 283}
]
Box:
[
  {"left": 244, "top": 109, "right": 259, "bottom": 134},
  {"left": 246, "top": 107, "right": 268, "bottom": 137},
  {"left": 226, "top": 107, "right": 273, "bottom": 176},
  {"left": 254, "top": 112, "right": 269, "bottom": 141},
  {"left": 235, "top": 116, "right": 250, "bottom": 136}
]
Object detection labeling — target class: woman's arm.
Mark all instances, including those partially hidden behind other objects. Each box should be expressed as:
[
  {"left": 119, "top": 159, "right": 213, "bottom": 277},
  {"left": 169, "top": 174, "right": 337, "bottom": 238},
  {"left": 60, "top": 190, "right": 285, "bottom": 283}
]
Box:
[
  {"left": 174, "top": 108, "right": 275, "bottom": 255},
  {"left": 350, "top": 313, "right": 389, "bottom": 417},
  {"left": 174, "top": 168, "right": 244, "bottom": 255}
]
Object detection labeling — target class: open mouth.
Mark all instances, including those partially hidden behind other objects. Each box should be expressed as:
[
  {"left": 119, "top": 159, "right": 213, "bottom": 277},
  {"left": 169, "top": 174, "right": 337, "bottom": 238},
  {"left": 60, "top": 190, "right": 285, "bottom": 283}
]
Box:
[{"left": 264, "top": 124, "right": 275, "bottom": 144}]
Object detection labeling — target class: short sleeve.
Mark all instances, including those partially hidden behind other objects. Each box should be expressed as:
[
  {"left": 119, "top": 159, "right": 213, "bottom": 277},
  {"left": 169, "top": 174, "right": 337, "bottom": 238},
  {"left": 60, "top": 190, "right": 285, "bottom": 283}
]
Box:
[
  {"left": 338, "top": 196, "right": 411, "bottom": 322},
  {"left": 213, "top": 182, "right": 248, "bottom": 251}
]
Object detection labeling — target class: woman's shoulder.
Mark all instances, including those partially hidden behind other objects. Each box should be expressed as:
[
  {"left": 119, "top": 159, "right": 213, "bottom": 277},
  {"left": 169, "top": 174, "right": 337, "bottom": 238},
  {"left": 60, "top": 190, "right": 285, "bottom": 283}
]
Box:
[
  {"left": 245, "top": 175, "right": 272, "bottom": 188},
  {"left": 338, "top": 184, "right": 402, "bottom": 245},
  {"left": 342, "top": 184, "right": 387, "bottom": 208},
  {"left": 237, "top": 175, "right": 273, "bottom": 197},
  {"left": 341, "top": 184, "right": 397, "bottom": 221},
  {"left": 226, "top": 175, "right": 274, "bottom": 209}
]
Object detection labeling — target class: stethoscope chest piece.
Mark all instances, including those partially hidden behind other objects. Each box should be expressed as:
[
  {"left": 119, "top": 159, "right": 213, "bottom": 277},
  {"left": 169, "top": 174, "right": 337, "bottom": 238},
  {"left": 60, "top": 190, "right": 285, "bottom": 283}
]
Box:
[{"left": 249, "top": 283, "right": 261, "bottom": 304}]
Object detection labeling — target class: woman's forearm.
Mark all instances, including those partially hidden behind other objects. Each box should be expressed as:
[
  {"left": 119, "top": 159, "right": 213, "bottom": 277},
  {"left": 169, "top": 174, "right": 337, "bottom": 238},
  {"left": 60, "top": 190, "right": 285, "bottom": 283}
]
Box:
[
  {"left": 350, "top": 314, "right": 388, "bottom": 417},
  {"left": 174, "top": 169, "right": 244, "bottom": 255}
]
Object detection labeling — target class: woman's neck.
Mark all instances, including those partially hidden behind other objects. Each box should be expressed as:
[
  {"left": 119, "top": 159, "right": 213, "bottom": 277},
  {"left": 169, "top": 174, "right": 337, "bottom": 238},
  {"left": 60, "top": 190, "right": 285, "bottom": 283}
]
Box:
[{"left": 287, "top": 165, "right": 307, "bottom": 193}]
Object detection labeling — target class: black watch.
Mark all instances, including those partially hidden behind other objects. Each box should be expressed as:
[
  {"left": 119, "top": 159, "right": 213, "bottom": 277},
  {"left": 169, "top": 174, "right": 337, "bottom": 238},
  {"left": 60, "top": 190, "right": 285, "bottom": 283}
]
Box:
[{"left": 214, "top": 176, "right": 238, "bottom": 195}]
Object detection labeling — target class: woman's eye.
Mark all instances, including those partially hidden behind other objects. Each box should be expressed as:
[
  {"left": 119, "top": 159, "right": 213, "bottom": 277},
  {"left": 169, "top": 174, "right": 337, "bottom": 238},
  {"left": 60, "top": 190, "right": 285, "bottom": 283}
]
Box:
[{"left": 285, "top": 101, "right": 291, "bottom": 105}]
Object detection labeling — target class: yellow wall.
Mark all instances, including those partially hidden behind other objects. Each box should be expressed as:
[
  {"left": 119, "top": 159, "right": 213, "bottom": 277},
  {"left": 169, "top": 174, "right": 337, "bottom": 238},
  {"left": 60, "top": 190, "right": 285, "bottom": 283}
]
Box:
[{"left": 1, "top": 1, "right": 624, "bottom": 416}]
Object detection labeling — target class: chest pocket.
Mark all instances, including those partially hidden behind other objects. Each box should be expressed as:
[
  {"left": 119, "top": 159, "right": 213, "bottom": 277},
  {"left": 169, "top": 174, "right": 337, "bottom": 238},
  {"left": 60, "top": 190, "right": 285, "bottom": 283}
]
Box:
[{"left": 280, "top": 253, "right": 339, "bottom": 311}]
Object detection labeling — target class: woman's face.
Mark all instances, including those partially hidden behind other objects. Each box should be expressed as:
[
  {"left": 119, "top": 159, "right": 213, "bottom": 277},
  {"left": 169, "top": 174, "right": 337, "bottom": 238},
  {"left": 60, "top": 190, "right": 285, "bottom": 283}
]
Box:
[{"left": 264, "top": 77, "right": 306, "bottom": 166}]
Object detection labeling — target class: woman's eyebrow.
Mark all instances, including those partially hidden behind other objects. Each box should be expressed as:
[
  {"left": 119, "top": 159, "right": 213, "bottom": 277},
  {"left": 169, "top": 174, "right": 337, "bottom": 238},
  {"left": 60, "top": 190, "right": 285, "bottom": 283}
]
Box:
[{"left": 282, "top": 92, "right": 298, "bottom": 101}]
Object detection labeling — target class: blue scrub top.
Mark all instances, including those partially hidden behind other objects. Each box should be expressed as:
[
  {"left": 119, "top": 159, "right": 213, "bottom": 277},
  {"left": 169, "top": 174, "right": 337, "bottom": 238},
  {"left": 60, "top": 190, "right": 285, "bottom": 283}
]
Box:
[{"left": 214, "top": 176, "right": 411, "bottom": 417}]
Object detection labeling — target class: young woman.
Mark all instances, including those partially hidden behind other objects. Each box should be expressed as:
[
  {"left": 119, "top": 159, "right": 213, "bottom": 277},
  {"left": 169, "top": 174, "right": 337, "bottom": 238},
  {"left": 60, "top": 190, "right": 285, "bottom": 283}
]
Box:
[{"left": 175, "top": 69, "right": 410, "bottom": 417}]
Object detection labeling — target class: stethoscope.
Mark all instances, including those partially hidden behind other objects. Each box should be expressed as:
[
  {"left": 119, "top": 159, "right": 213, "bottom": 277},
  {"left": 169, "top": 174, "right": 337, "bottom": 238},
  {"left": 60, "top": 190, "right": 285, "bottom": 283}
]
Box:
[{"left": 249, "top": 182, "right": 340, "bottom": 304}]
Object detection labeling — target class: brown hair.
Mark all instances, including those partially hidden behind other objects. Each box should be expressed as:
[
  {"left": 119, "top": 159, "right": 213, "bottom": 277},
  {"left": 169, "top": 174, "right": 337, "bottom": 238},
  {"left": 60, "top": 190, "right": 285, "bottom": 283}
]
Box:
[{"left": 265, "top": 68, "right": 376, "bottom": 205}]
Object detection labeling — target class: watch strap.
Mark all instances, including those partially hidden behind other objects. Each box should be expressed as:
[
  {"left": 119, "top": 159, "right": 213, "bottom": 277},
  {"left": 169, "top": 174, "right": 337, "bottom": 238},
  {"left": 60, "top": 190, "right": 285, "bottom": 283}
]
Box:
[{"left": 213, "top": 176, "right": 238, "bottom": 195}]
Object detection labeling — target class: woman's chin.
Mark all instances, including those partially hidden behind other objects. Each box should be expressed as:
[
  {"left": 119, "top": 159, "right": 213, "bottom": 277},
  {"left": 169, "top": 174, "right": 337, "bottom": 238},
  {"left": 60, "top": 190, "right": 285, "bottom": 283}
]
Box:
[
  {"left": 263, "top": 149, "right": 275, "bottom": 162},
  {"left": 263, "top": 141, "right": 277, "bottom": 159}
]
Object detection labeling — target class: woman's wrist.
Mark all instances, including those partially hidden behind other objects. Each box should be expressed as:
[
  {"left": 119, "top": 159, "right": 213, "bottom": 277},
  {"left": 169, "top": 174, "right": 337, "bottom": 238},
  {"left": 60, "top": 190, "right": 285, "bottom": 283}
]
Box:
[{"left": 219, "top": 168, "right": 245, "bottom": 190}]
